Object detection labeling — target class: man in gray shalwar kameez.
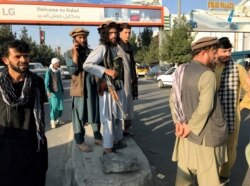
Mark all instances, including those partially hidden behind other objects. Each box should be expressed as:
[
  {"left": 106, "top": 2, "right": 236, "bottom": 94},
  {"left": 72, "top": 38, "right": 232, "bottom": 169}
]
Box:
[{"left": 64, "top": 27, "right": 102, "bottom": 152}]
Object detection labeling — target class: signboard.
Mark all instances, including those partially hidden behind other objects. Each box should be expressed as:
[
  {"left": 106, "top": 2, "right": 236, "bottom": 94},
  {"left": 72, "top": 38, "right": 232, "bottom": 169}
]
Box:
[
  {"left": 189, "top": 9, "right": 250, "bottom": 32},
  {"left": 0, "top": 0, "right": 162, "bottom": 6},
  {"left": 0, "top": 2, "right": 163, "bottom": 26},
  {"left": 208, "top": 1, "right": 234, "bottom": 9}
]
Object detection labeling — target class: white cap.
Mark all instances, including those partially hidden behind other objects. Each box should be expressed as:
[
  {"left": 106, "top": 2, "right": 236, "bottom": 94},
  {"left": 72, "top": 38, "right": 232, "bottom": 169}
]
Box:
[{"left": 51, "top": 57, "right": 60, "bottom": 65}]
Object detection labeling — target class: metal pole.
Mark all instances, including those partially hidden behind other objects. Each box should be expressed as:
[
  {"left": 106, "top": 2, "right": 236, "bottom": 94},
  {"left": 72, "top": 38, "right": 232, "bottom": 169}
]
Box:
[{"left": 178, "top": 0, "right": 181, "bottom": 23}]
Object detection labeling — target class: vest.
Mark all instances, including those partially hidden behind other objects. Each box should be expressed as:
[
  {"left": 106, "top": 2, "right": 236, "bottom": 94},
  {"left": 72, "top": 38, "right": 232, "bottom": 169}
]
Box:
[
  {"left": 182, "top": 62, "right": 228, "bottom": 147},
  {"left": 67, "top": 47, "right": 91, "bottom": 97},
  {"left": 103, "top": 46, "right": 124, "bottom": 90}
]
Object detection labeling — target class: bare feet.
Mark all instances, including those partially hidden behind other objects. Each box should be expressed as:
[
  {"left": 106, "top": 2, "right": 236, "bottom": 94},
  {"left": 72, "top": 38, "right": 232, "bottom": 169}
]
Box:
[
  {"left": 95, "top": 139, "right": 103, "bottom": 146},
  {"left": 78, "top": 143, "right": 93, "bottom": 152},
  {"left": 103, "top": 148, "right": 115, "bottom": 155}
]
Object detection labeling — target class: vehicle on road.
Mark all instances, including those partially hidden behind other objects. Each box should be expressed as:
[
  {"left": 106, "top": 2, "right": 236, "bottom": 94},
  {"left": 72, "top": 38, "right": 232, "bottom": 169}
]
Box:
[
  {"left": 60, "top": 65, "right": 71, "bottom": 79},
  {"left": 29, "top": 62, "right": 47, "bottom": 79},
  {"left": 136, "top": 65, "right": 149, "bottom": 77},
  {"left": 156, "top": 67, "right": 176, "bottom": 88},
  {"left": 145, "top": 65, "right": 172, "bottom": 80}
]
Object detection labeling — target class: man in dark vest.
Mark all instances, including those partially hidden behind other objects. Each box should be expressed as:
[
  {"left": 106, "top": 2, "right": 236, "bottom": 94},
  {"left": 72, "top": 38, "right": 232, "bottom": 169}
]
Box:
[
  {"left": 0, "top": 39, "right": 48, "bottom": 186},
  {"left": 64, "top": 27, "right": 102, "bottom": 152},
  {"left": 118, "top": 23, "right": 138, "bottom": 137},
  {"left": 169, "top": 37, "right": 228, "bottom": 185}
]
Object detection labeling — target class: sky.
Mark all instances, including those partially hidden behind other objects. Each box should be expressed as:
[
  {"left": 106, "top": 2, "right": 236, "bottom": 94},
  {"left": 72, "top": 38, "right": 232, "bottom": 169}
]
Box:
[{"left": 11, "top": 0, "right": 240, "bottom": 54}]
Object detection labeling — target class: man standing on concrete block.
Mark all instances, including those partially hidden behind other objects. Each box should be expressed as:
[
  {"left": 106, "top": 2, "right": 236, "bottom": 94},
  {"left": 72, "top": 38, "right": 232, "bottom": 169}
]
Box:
[
  {"left": 169, "top": 37, "right": 228, "bottom": 185},
  {"left": 64, "top": 27, "right": 102, "bottom": 152},
  {"left": 118, "top": 23, "right": 138, "bottom": 137},
  {"left": 83, "top": 21, "right": 128, "bottom": 154}
]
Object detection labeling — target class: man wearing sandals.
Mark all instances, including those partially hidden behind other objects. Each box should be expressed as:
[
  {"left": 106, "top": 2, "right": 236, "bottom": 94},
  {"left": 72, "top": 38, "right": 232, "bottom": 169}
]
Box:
[
  {"left": 83, "top": 21, "right": 128, "bottom": 154},
  {"left": 64, "top": 27, "right": 102, "bottom": 152}
]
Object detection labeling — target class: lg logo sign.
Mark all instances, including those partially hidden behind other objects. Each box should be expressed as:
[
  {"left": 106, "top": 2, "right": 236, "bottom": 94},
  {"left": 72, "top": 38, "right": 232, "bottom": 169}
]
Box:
[{"left": 1, "top": 8, "right": 15, "bottom": 16}]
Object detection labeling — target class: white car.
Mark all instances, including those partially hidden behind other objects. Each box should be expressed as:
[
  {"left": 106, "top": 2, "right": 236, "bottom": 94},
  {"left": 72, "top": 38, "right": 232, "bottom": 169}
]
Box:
[
  {"left": 156, "top": 67, "right": 176, "bottom": 88},
  {"left": 60, "top": 65, "right": 71, "bottom": 79},
  {"left": 29, "top": 62, "right": 47, "bottom": 79}
]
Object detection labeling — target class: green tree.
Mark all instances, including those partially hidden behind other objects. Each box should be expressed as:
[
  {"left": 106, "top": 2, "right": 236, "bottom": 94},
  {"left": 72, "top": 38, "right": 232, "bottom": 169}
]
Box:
[
  {"left": 160, "top": 16, "right": 194, "bottom": 65},
  {"left": 144, "top": 35, "right": 159, "bottom": 65},
  {"left": 129, "top": 31, "right": 138, "bottom": 54},
  {"left": 0, "top": 25, "right": 63, "bottom": 67},
  {"left": 141, "top": 27, "right": 153, "bottom": 47},
  {"left": 0, "top": 25, "right": 16, "bottom": 64},
  {"left": 134, "top": 46, "right": 147, "bottom": 64}
]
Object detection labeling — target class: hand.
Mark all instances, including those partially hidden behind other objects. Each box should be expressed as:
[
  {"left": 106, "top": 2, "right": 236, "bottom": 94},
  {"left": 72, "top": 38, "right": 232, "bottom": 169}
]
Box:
[
  {"left": 175, "top": 122, "right": 184, "bottom": 137},
  {"left": 98, "top": 81, "right": 107, "bottom": 96},
  {"left": 104, "top": 69, "right": 118, "bottom": 79},
  {"left": 47, "top": 92, "right": 51, "bottom": 97},
  {"left": 180, "top": 122, "right": 190, "bottom": 138},
  {"left": 72, "top": 41, "right": 79, "bottom": 64}
]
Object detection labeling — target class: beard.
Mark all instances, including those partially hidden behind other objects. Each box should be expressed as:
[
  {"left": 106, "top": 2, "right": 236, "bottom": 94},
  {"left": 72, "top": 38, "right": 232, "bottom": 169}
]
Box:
[
  {"left": 217, "top": 56, "right": 231, "bottom": 63},
  {"left": 109, "top": 39, "right": 117, "bottom": 47},
  {"left": 207, "top": 59, "right": 216, "bottom": 71},
  {"left": 9, "top": 62, "right": 28, "bottom": 74},
  {"left": 78, "top": 43, "right": 87, "bottom": 50}
]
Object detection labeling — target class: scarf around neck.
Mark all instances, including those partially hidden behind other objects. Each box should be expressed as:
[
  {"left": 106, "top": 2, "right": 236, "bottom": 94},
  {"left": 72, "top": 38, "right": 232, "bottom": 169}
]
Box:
[
  {"left": 172, "top": 64, "right": 187, "bottom": 123},
  {"left": 118, "top": 40, "right": 138, "bottom": 99},
  {"left": 0, "top": 68, "right": 45, "bottom": 150},
  {"left": 218, "top": 60, "right": 239, "bottom": 133}
]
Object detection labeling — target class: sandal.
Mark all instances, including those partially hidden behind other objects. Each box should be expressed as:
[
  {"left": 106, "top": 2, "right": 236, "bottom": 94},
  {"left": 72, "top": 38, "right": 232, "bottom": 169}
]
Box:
[
  {"left": 78, "top": 143, "right": 93, "bottom": 152},
  {"left": 95, "top": 139, "right": 103, "bottom": 146},
  {"left": 103, "top": 149, "right": 116, "bottom": 155}
]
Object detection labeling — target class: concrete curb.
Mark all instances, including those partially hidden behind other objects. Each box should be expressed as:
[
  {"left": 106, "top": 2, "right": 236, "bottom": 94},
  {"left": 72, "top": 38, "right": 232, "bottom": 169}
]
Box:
[{"left": 65, "top": 123, "right": 153, "bottom": 186}]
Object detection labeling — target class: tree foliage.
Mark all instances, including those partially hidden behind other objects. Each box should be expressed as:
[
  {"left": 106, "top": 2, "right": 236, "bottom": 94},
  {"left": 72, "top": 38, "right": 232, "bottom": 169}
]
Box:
[
  {"left": 133, "top": 27, "right": 159, "bottom": 65},
  {"left": 0, "top": 25, "right": 64, "bottom": 67},
  {"left": 144, "top": 35, "right": 159, "bottom": 65},
  {"left": 140, "top": 27, "right": 153, "bottom": 47},
  {"left": 160, "top": 16, "right": 194, "bottom": 64},
  {"left": 0, "top": 25, "right": 16, "bottom": 65}
]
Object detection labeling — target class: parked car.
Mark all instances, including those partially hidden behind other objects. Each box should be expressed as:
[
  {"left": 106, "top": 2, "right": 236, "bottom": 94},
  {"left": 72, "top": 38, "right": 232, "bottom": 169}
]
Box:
[
  {"left": 60, "top": 65, "right": 71, "bottom": 79},
  {"left": 136, "top": 65, "right": 149, "bottom": 77},
  {"left": 145, "top": 65, "right": 161, "bottom": 80},
  {"left": 145, "top": 65, "right": 173, "bottom": 80},
  {"left": 0, "top": 65, "right": 6, "bottom": 72},
  {"left": 29, "top": 62, "right": 47, "bottom": 79},
  {"left": 156, "top": 67, "right": 176, "bottom": 88}
]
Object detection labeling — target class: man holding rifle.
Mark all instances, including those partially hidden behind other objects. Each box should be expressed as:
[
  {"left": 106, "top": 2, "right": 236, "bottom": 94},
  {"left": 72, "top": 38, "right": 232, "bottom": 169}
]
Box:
[{"left": 83, "top": 21, "right": 129, "bottom": 154}]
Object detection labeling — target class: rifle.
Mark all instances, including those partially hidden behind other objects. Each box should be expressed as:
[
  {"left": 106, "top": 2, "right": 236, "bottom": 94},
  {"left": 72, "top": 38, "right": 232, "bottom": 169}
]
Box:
[{"left": 105, "top": 75, "right": 128, "bottom": 119}]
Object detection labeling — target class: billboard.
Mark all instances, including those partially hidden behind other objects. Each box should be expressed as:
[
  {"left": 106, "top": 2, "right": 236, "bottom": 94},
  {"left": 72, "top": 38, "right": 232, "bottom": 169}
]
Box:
[
  {"left": 0, "top": 2, "right": 163, "bottom": 26},
  {"left": 0, "top": 0, "right": 162, "bottom": 6},
  {"left": 189, "top": 9, "right": 250, "bottom": 32}
]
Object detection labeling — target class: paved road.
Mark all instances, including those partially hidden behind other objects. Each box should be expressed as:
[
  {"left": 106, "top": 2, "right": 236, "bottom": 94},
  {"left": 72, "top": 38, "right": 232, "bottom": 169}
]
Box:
[
  {"left": 45, "top": 78, "right": 250, "bottom": 186},
  {"left": 132, "top": 78, "right": 250, "bottom": 186}
]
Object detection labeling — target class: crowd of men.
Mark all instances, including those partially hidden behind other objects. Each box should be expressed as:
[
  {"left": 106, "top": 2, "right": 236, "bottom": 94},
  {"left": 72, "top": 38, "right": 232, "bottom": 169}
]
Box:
[{"left": 0, "top": 20, "right": 249, "bottom": 186}]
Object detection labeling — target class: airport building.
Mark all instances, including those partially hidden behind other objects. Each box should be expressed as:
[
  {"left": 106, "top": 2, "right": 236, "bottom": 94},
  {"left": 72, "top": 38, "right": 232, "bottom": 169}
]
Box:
[{"left": 172, "top": 0, "right": 250, "bottom": 51}]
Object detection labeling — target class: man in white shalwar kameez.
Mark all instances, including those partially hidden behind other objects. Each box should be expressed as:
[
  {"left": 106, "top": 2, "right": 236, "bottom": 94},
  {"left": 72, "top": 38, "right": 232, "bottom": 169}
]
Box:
[{"left": 83, "top": 21, "right": 128, "bottom": 154}]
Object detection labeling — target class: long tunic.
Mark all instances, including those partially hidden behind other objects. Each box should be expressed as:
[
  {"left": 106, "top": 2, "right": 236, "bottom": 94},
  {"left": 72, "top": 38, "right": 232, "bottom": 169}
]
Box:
[
  {"left": 44, "top": 69, "right": 64, "bottom": 112},
  {"left": 169, "top": 69, "right": 227, "bottom": 172},
  {"left": 64, "top": 48, "right": 100, "bottom": 124},
  {"left": 215, "top": 62, "right": 250, "bottom": 177},
  {"left": 83, "top": 44, "right": 134, "bottom": 121}
]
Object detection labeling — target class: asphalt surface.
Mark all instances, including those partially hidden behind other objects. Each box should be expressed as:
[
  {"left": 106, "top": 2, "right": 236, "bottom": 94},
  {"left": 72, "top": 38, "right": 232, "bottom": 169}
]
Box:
[{"left": 44, "top": 78, "right": 250, "bottom": 186}]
